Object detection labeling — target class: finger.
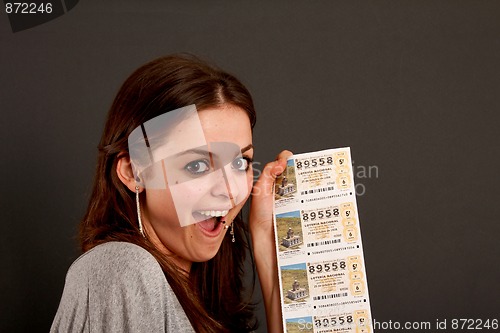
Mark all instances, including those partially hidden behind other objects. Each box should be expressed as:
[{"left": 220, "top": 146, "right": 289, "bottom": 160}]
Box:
[
  {"left": 276, "top": 150, "right": 293, "bottom": 161},
  {"left": 254, "top": 150, "right": 294, "bottom": 191},
  {"left": 272, "top": 150, "right": 293, "bottom": 177}
]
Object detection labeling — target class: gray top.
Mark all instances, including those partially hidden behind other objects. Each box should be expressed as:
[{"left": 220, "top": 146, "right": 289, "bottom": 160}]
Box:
[{"left": 51, "top": 242, "right": 195, "bottom": 333}]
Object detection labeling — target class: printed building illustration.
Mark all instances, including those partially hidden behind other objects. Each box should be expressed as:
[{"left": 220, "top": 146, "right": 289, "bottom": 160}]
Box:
[
  {"left": 287, "top": 279, "right": 308, "bottom": 300},
  {"left": 282, "top": 227, "right": 302, "bottom": 248},
  {"left": 276, "top": 175, "right": 296, "bottom": 196}
]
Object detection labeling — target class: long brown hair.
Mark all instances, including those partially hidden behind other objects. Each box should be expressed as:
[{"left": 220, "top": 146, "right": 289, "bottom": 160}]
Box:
[{"left": 80, "top": 54, "right": 257, "bottom": 332}]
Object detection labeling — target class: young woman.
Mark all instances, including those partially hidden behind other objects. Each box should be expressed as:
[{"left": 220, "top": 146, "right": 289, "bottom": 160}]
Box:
[{"left": 51, "top": 54, "right": 289, "bottom": 332}]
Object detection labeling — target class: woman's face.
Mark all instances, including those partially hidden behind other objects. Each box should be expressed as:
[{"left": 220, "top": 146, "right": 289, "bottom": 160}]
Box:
[{"left": 141, "top": 104, "right": 253, "bottom": 270}]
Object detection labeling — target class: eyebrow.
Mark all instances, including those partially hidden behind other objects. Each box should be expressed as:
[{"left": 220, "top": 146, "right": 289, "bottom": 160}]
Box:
[
  {"left": 172, "top": 144, "right": 253, "bottom": 159},
  {"left": 177, "top": 148, "right": 211, "bottom": 157},
  {"left": 241, "top": 144, "right": 254, "bottom": 154}
]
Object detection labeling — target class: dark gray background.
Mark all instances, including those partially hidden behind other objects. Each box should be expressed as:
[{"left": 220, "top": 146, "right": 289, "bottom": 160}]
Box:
[{"left": 1, "top": 1, "right": 499, "bottom": 332}]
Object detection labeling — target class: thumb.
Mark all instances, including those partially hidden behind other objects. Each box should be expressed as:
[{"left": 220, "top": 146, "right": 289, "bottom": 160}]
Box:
[{"left": 253, "top": 150, "right": 293, "bottom": 195}]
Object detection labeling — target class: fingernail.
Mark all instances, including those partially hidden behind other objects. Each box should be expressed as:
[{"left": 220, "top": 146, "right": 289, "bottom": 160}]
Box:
[{"left": 273, "top": 165, "right": 284, "bottom": 176}]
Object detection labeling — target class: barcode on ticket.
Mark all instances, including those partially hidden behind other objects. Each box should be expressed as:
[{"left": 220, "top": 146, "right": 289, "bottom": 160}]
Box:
[
  {"left": 313, "top": 292, "right": 348, "bottom": 301},
  {"left": 307, "top": 239, "right": 341, "bottom": 247},
  {"left": 300, "top": 186, "right": 335, "bottom": 195}
]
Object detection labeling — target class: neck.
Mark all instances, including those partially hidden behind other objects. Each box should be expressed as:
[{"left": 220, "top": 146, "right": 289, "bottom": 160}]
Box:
[{"left": 144, "top": 222, "right": 192, "bottom": 274}]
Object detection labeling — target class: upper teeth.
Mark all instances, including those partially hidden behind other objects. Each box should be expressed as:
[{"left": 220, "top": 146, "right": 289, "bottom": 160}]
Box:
[{"left": 199, "top": 210, "right": 228, "bottom": 217}]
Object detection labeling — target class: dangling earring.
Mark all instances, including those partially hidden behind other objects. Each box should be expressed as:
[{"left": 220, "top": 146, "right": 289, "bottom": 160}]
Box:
[
  {"left": 135, "top": 186, "right": 145, "bottom": 237},
  {"left": 230, "top": 223, "right": 235, "bottom": 243}
]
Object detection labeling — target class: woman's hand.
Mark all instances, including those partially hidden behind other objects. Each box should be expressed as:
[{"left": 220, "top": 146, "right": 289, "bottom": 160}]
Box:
[
  {"left": 249, "top": 150, "right": 293, "bottom": 234},
  {"left": 249, "top": 150, "right": 292, "bottom": 333}
]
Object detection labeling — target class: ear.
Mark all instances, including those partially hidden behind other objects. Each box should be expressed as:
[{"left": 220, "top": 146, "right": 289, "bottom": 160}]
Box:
[{"left": 116, "top": 152, "right": 142, "bottom": 193}]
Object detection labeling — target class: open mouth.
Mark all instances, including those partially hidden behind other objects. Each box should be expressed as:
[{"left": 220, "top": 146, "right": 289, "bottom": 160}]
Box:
[{"left": 193, "top": 210, "right": 229, "bottom": 235}]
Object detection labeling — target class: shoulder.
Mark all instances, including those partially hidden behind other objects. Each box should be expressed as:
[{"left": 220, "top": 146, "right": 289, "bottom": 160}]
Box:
[
  {"left": 66, "top": 242, "right": 170, "bottom": 298},
  {"left": 52, "top": 242, "right": 192, "bottom": 332},
  {"left": 72, "top": 241, "right": 159, "bottom": 271},
  {"left": 67, "top": 241, "right": 165, "bottom": 290}
]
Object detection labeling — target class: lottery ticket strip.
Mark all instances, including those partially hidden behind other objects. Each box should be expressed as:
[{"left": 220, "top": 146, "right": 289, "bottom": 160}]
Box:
[{"left": 273, "top": 148, "right": 372, "bottom": 333}]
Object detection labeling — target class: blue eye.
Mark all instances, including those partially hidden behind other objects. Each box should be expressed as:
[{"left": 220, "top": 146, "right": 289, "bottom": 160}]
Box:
[
  {"left": 232, "top": 157, "right": 251, "bottom": 171},
  {"left": 184, "top": 159, "right": 210, "bottom": 175}
]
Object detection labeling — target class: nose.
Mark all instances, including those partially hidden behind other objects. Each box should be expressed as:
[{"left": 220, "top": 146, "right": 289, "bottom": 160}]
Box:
[{"left": 210, "top": 166, "right": 246, "bottom": 206}]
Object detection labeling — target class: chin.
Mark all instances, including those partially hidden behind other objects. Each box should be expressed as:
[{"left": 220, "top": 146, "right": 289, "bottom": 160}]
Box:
[
  {"left": 191, "top": 251, "right": 219, "bottom": 263},
  {"left": 189, "top": 238, "right": 225, "bottom": 263}
]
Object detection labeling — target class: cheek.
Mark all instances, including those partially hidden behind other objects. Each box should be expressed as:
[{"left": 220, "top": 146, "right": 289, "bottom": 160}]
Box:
[
  {"left": 169, "top": 175, "right": 214, "bottom": 206},
  {"left": 246, "top": 171, "right": 253, "bottom": 196},
  {"left": 236, "top": 171, "right": 253, "bottom": 205},
  {"left": 144, "top": 189, "right": 178, "bottom": 222},
  {"left": 229, "top": 171, "right": 252, "bottom": 201},
  {"left": 146, "top": 188, "right": 170, "bottom": 205},
  {"left": 232, "top": 173, "right": 253, "bottom": 212}
]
